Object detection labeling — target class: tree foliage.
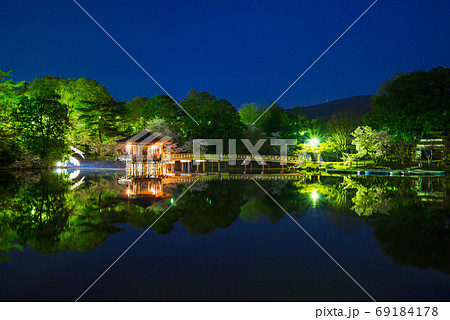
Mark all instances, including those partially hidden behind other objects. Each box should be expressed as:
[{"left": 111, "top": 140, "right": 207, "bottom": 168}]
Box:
[
  {"left": 76, "top": 99, "right": 129, "bottom": 144},
  {"left": 350, "top": 126, "right": 392, "bottom": 165},
  {"left": 239, "top": 103, "right": 267, "bottom": 126},
  {"left": 0, "top": 70, "right": 25, "bottom": 165},
  {"left": 181, "top": 90, "right": 244, "bottom": 143},
  {"left": 326, "top": 111, "right": 361, "bottom": 158},
  {"left": 366, "top": 67, "right": 450, "bottom": 141},
  {"left": 16, "top": 93, "right": 70, "bottom": 166}
]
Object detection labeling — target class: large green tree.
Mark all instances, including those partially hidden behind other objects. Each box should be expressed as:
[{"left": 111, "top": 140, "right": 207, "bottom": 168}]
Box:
[
  {"left": 180, "top": 90, "right": 217, "bottom": 138},
  {"left": 62, "top": 78, "right": 117, "bottom": 143},
  {"left": 287, "top": 106, "right": 310, "bottom": 140},
  {"left": 195, "top": 99, "right": 244, "bottom": 141},
  {"left": 127, "top": 94, "right": 183, "bottom": 133},
  {"left": 16, "top": 93, "right": 70, "bottom": 167},
  {"left": 238, "top": 103, "right": 267, "bottom": 126},
  {"left": 325, "top": 110, "right": 361, "bottom": 158},
  {"left": 260, "top": 103, "right": 291, "bottom": 137},
  {"left": 366, "top": 67, "right": 450, "bottom": 141},
  {"left": 181, "top": 90, "right": 244, "bottom": 143},
  {"left": 350, "top": 126, "right": 393, "bottom": 166},
  {"left": 61, "top": 78, "right": 131, "bottom": 157},
  {"left": 0, "top": 70, "right": 24, "bottom": 165},
  {"left": 76, "top": 99, "right": 129, "bottom": 144}
]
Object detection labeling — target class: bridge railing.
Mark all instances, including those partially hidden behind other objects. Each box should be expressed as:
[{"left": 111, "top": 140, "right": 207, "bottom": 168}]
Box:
[
  {"left": 163, "top": 153, "right": 300, "bottom": 163},
  {"left": 119, "top": 153, "right": 303, "bottom": 164}
]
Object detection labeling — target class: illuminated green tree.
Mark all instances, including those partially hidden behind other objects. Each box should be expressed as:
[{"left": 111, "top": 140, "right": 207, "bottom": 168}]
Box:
[
  {"left": 0, "top": 70, "right": 25, "bottom": 165},
  {"left": 325, "top": 111, "right": 360, "bottom": 158},
  {"left": 350, "top": 126, "right": 392, "bottom": 166},
  {"left": 181, "top": 90, "right": 244, "bottom": 142},
  {"left": 287, "top": 106, "right": 310, "bottom": 141},
  {"left": 239, "top": 103, "right": 265, "bottom": 126},
  {"left": 180, "top": 90, "right": 217, "bottom": 138},
  {"left": 260, "top": 104, "right": 291, "bottom": 136},
  {"left": 76, "top": 99, "right": 129, "bottom": 145},
  {"left": 366, "top": 67, "right": 450, "bottom": 141},
  {"left": 16, "top": 92, "right": 70, "bottom": 167},
  {"left": 127, "top": 95, "right": 183, "bottom": 133},
  {"left": 195, "top": 99, "right": 244, "bottom": 141}
]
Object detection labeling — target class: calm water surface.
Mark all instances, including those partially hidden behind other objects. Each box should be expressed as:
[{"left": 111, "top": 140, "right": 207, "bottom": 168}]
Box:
[{"left": 0, "top": 169, "right": 449, "bottom": 301}]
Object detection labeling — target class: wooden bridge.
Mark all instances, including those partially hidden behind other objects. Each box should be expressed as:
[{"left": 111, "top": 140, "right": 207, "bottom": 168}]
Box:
[
  {"left": 119, "top": 153, "right": 302, "bottom": 164},
  {"left": 162, "top": 153, "right": 304, "bottom": 174},
  {"left": 119, "top": 153, "right": 305, "bottom": 176},
  {"left": 162, "top": 153, "right": 301, "bottom": 164}
]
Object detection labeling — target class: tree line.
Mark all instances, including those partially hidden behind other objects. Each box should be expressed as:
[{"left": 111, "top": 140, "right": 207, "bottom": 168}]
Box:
[{"left": 0, "top": 66, "right": 448, "bottom": 168}]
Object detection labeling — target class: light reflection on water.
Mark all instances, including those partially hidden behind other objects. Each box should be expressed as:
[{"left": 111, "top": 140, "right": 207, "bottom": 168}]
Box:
[{"left": 0, "top": 169, "right": 449, "bottom": 301}]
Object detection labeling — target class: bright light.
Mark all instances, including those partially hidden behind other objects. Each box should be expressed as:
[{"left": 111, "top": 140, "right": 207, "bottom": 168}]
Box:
[
  {"left": 126, "top": 189, "right": 131, "bottom": 196},
  {"left": 311, "top": 190, "right": 319, "bottom": 202},
  {"left": 170, "top": 198, "right": 174, "bottom": 204},
  {"left": 70, "top": 146, "right": 85, "bottom": 159},
  {"left": 308, "top": 138, "right": 320, "bottom": 147},
  {"left": 56, "top": 161, "right": 64, "bottom": 167},
  {"left": 68, "top": 170, "right": 80, "bottom": 180},
  {"left": 126, "top": 144, "right": 131, "bottom": 152},
  {"left": 69, "top": 156, "right": 80, "bottom": 166}
]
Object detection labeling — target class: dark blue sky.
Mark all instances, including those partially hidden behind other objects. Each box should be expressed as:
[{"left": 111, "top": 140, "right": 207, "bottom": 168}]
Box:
[{"left": 2, "top": 0, "right": 449, "bottom": 107}]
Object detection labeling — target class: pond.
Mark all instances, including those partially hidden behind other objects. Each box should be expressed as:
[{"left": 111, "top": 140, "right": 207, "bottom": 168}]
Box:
[{"left": 0, "top": 169, "right": 449, "bottom": 301}]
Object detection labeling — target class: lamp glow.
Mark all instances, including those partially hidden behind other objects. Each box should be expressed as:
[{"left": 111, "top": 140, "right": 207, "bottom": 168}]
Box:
[
  {"left": 309, "top": 138, "right": 320, "bottom": 147},
  {"left": 311, "top": 190, "right": 319, "bottom": 202}
]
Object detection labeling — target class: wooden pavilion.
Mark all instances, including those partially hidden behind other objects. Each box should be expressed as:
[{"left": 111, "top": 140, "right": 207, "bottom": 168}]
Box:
[{"left": 116, "top": 129, "right": 172, "bottom": 178}]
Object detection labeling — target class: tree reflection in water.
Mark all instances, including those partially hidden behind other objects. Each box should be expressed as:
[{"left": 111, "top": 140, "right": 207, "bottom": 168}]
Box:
[{"left": 0, "top": 171, "right": 448, "bottom": 275}]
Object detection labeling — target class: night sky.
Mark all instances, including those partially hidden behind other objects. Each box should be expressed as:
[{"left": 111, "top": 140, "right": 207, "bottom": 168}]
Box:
[{"left": 2, "top": 0, "right": 449, "bottom": 107}]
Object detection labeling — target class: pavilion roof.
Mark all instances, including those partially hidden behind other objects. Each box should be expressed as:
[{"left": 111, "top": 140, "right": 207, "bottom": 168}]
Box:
[{"left": 116, "top": 129, "right": 173, "bottom": 145}]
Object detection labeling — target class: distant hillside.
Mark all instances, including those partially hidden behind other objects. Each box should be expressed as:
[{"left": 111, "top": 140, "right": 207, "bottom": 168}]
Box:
[{"left": 289, "top": 95, "right": 373, "bottom": 119}]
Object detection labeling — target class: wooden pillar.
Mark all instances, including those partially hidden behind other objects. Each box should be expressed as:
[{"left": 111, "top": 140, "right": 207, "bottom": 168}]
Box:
[
  {"left": 188, "top": 161, "right": 191, "bottom": 173},
  {"left": 202, "top": 161, "right": 205, "bottom": 173}
]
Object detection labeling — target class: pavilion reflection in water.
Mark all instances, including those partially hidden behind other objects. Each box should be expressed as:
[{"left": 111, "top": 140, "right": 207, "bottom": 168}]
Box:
[{"left": 117, "top": 178, "right": 172, "bottom": 209}]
